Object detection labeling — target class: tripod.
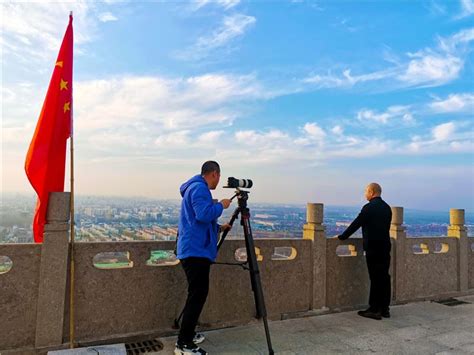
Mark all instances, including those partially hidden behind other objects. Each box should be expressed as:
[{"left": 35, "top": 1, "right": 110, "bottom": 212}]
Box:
[
  {"left": 174, "top": 188, "right": 274, "bottom": 355},
  {"left": 219, "top": 189, "right": 274, "bottom": 354}
]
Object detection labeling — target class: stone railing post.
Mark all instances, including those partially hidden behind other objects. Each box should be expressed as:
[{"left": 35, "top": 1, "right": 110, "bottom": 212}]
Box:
[
  {"left": 35, "top": 192, "right": 70, "bottom": 349},
  {"left": 448, "top": 209, "right": 468, "bottom": 292},
  {"left": 303, "top": 203, "right": 326, "bottom": 310},
  {"left": 390, "top": 207, "right": 406, "bottom": 302}
]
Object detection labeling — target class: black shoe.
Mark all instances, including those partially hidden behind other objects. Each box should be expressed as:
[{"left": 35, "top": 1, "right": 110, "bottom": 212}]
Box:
[
  {"left": 174, "top": 342, "right": 208, "bottom": 355},
  {"left": 381, "top": 309, "right": 390, "bottom": 318},
  {"left": 357, "top": 308, "right": 382, "bottom": 320}
]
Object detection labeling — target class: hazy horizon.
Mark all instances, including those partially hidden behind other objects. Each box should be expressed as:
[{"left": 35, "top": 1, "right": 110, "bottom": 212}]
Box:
[{"left": 1, "top": 190, "right": 473, "bottom": 215}]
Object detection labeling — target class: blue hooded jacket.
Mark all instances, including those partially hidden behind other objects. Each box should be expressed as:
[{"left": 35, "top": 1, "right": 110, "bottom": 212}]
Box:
[{"left": 177, "top": 175, "right": 224, "bottom": 262}]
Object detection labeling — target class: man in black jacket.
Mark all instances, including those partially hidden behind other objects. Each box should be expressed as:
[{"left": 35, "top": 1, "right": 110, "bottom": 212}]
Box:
[{"left": 338, "top": 183, "right": 392, "bottom": 320}]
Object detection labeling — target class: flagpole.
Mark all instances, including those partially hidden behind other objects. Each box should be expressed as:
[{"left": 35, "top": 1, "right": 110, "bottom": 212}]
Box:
[
  {"left": 69, "top": 135, "right": 75, "bottom": 349},
  {"left": 68, "top": 10, "right": 76, "bottom": 349}
]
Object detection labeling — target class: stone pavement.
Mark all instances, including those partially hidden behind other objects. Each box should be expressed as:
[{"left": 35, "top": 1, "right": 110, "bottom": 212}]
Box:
[{"left": 158, "top": 295, "right": 474, "bottom": 354}]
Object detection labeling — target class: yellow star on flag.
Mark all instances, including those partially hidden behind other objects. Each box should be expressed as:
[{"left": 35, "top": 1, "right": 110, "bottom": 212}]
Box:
[
  {"left": 56, "top": 61, "right": 63, "bottom": 68},
  {"left": 63, "top": 102, "right": 70, "bottom": 113},
  {"left": 60, "top": 79, "right": 68, "bottom": 91}
]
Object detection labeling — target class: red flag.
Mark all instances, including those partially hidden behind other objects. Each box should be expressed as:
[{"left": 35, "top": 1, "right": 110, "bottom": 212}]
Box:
[{"left": 25, "top": 14, "right": 73, "bottom": 243}]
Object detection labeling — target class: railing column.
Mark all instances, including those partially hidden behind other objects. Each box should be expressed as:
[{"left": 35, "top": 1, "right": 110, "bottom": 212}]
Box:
[
  {"left": 35, "top": 192, "right": 70, "bottom": 348},
  {"left": 303, "top": 203, "right": 326, "bottom": 310},
  {"left": 390, "top": 207, "right": 406, "bottom": 302},
  {"left": 448, "top": 209, "right": 468, "bottom": 292}
]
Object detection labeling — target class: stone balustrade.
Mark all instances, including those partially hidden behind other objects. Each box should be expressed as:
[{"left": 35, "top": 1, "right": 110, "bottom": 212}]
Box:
[{"left": 0, "top": 194, "right": 472, "bottom": 353}]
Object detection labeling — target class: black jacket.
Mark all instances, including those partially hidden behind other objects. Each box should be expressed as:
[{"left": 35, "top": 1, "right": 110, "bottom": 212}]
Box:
[{"left": 339, "top": 197, "right": 392, "bottom": 254}]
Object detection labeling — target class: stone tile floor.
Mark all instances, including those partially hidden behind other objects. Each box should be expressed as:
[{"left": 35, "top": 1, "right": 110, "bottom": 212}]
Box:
[{"left": 157, "top": 295, "right": 474, "bottom": 354}]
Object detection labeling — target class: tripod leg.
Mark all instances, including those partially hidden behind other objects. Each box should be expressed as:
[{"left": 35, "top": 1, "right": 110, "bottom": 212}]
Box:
[
  {"left": 217, "top": 207, "right": 240, "bottom": 251},
  {"left": 241, "top": 211, "right": 274, "bottom": 355}
]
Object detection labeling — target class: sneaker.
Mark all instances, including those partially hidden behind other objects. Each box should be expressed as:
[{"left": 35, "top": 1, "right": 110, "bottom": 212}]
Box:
[
  {"left": 357, "top": 308, "right": 382, "bottom": 320},
  {"left": 193, "top": 332, "right": 205, "bottom": 344},
  {"left": 174, "top": 343, "right": 208, "bottom": 355}
]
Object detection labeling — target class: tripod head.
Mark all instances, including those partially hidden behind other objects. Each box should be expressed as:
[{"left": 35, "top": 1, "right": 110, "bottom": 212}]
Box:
[{"left": 230, "top": 188, "right": 250, "bottom": 209}]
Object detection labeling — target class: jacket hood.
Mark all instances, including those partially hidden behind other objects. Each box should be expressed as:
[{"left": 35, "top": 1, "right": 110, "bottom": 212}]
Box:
[{"left": 180, "top": 175, "right": 206, "bottom": 197}]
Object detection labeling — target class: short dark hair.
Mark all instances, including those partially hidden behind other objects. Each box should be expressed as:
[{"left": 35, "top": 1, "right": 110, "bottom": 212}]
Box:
[{"left": 201, "top": 161, "right": 220, "bottom": 175}]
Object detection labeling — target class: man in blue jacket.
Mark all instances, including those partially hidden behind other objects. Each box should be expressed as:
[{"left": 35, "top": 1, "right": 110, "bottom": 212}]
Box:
[{"left": 175, "top": 161, "right": 231, "bottom": 355}]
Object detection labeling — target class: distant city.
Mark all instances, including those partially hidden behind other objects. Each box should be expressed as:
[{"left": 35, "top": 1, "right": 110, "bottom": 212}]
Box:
[{"left": 0, "top": 193, "right": 472, "bottom": 243}]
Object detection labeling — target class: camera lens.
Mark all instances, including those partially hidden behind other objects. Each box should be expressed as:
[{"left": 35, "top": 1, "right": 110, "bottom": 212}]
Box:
[
  {"left": 226, "top": 177, "right": 253, "bottom": 188},
  {"left": 238, "top": 179, "right": 253, "bottom": 188}
]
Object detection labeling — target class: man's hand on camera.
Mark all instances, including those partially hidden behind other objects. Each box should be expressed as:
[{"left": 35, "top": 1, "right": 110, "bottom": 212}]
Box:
[
  {"left": 220, "top": 224, "right": 232, "bottom": 232},
  {"left": 220, "top": 199, "right": 231, "bottom": 209}
]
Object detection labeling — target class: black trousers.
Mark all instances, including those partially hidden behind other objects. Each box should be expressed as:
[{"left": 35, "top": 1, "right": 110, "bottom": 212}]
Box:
[
  {"left": 366, "top": 252, "right": 391, "bottom": 312},
  {"left": 178, "top": 257, "right": 211, "bottom": 345}
]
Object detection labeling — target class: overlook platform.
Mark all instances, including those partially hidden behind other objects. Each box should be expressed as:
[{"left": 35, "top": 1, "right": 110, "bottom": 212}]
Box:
[
  {"left": 5, "top": 296, "right": 473, "bottom": 354},
  {"left": 1, "top": 194, "right": 472, "bottom": 354},
  {"left": 158, "top": 295, "right": 474, "bottom": 354}
]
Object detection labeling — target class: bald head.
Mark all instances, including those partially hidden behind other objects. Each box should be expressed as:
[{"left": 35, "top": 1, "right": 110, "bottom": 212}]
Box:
[{"left": 365, "top": 183, "right": 382, "bottom": 201}]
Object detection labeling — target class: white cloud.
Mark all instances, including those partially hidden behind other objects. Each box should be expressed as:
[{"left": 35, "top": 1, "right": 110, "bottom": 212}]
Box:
[
  {"left": 397, "top": 28, "right": 474, "bottom": 87},
  {"left": 1, "top": 70, "right": 277, "bottom": 167},
  {"left": 228, "top": 125, "right": 400, "bottom": 164},
  {"left": 235, "top": 129, "right": 288, "bottom": 145},
  {"left": 2, "top": 123, "right": 34, "bottom": 145},
  {"left": 219, "top": 0, "right": 241, "bottom": 9},
  {"left": 7, "top": 67, "right": 469, "bottom": 172},
  {"left": 197, "top": 13, "right": 255, "bottom": 49},
  {"left": 74, "top": 73, "right": 265, "bottom": 134},
  {"left": 294, "top": 123, "right": 326, "bottom": 147},
  {"left": 403, "top": 121, "right": 473, "bottom": 154},
  {"left": 303, "top": 69, "right": 393, "bottom": 88},
  {"left": 303, "top": 123, "right": 326, "bottom": 140},
  {"left": 3, "top": 68, "right": 291, "bottom": 169},
  {"left": 439, "top": 28, "right": 474, "bottom": 51},
  {"left": 331, "top": 125, "right": 343, "bottom": 135},
  {"left": 408, "top": 140, "right": 421, "bottom": 152},
  {"left": 327, "top": 139, "right": 391, "bottom": 158},
  {"left": 402, "top": 113, "right": 414, "bottom": 122},
  {"left": 444, "top": 140, "right": 471, "bottom": 152},
  {"left": 427, "top": 1, "right": 447, "bottom": 16},
  {"left": 193, "top": 0, "right": 241, "bottom": 10},
  {"left": 198, "top": 130, "right": 225, "bottom": 143},
  {"left": 432, "top": 122, "right": 456, "bottom": 141},
  {"left": 357, "top": 109, "right": 390, "bottom": 124},
  {"left": 155, "top": 130, "right": 190, "bottom": 148},
  {"left": 457, "top": 0, "right": 474, "bottom": 19},
  {"left": 357, "top": 105, "right": 412, "bottom": 124},
  {"left": 405, "top": 138, "right": 473, "bottom": 155},
  {"left": 98, "top": 12, "right": 118, "bottom": 22},
  {"left": 177, "top": 13, "right": 256, "bottom": 60},
  {"left": 303, "top": 28, "right": 474, "bottom": 90},
  {"left": 429, "top": 93, "right": 474, "bottom": 113},
  {"left": 222, "top": 129, "right": 296, "bottom": 164},
  {"left": 1, "top": 2, "right": 98, "bottom": 64},
  {"left": 397, "top": 53, "right": 462, "bottom": 87},
  {"left": 183, "top": 73, "right": 270, "bottom": 102}
]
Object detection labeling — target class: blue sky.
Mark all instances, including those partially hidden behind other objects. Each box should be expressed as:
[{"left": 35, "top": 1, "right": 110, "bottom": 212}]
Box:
[{"left": 1, "top": 0, "right": 473, "bottom": 210}]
